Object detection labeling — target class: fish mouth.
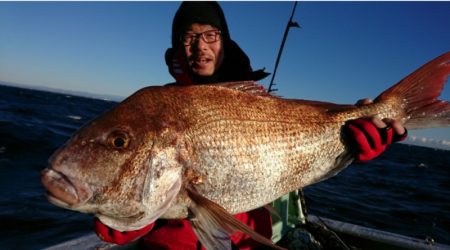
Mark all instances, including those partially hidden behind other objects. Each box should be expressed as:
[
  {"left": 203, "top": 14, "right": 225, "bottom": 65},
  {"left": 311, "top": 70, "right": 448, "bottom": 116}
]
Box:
[{"left": 41, "top": 168, "right": 92, "bottom": 208}]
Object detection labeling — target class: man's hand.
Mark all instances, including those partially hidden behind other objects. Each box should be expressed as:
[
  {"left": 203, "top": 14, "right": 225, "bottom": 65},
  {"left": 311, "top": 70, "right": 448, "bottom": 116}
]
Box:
[
  {"left": 345, "top": 117, "right": 407, "bottom": 162},
  {"left": 94, "top": 218, "right": 154, "bottom": 245},
  {"left": 346, "top": 99, "right": 407, "bottom": 162}
]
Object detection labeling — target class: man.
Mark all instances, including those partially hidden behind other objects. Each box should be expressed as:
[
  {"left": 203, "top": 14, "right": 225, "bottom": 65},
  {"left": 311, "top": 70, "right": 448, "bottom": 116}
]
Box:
[
  {"left": 165, "top": 1, "right": 269, "bottom": 85},
  {"left": 95, "top": 2, "right": 407, "bottom": 249}
]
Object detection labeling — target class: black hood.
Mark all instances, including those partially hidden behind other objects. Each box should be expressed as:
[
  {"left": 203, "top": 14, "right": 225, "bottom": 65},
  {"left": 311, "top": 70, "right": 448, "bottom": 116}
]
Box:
[
  {"left": 167, "top": 1, "right": 270, "bottom": 83},
  {"left": 171, "top": 1, "right": 231, "bottom": 49}
]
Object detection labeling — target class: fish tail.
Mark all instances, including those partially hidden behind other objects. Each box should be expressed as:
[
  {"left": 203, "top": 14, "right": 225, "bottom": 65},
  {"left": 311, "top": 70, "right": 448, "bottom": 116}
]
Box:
[{"left": 374, "top": 52, "right": 450, "bottom": 129}]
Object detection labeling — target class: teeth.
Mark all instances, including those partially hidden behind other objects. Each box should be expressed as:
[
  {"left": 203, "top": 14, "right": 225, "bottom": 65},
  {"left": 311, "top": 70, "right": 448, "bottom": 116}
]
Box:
[{"left": 196, "top": 58, "right": 209, "bottom": 64}]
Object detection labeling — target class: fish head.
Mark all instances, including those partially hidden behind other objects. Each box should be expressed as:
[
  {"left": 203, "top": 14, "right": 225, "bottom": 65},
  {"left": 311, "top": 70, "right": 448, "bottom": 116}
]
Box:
[{"left": 41, "top": 87, "right": 184, "bottom": 231}]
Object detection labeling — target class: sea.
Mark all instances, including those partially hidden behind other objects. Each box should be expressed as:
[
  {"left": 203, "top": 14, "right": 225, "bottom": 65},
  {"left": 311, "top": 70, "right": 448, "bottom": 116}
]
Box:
[{"left": 0, "top": 84, "right": 449, "bottom": 249}]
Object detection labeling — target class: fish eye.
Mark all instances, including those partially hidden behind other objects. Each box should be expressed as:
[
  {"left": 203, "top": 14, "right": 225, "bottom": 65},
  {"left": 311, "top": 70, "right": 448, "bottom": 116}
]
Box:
[
  {"left": 108, "top": 131, "right": 130, "bottom": 149},
  {"left": 113, "top": 137, "right": 126, "bottom": 148}
]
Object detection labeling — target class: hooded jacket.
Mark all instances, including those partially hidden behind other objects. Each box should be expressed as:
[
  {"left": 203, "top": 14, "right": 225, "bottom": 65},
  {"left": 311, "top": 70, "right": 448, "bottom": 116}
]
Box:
[{"left": 165, "top": 1, "right": 269, "bottom": 84}]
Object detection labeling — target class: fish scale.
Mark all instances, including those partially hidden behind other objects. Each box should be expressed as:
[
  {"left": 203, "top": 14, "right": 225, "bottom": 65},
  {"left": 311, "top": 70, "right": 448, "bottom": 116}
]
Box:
[{"left": 184, "top": 93, "right": 346, "bottom": 213}]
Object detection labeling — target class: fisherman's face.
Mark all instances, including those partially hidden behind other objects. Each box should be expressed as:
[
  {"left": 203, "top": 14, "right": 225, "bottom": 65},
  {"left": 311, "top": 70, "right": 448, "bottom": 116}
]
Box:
[{"left": 183, "top": 23, "right": 224, "bottom": 77}]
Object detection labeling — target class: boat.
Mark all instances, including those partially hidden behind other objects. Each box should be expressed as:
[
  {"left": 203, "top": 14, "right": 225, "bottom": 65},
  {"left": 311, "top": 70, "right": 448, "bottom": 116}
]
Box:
[{"left": 43, "top": 214, "right": 450, "bottom": 250}]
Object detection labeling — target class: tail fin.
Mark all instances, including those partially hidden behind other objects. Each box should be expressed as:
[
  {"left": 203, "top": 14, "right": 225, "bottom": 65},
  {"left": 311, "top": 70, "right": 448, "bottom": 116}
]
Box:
[{"left": 375, "top": 52, "right": 450, "bottom": 129}]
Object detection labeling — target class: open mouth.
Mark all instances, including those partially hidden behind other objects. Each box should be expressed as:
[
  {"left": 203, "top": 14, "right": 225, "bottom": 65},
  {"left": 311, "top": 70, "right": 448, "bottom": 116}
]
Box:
[
  {"left": 196, "top": 58, "right": 211, "bottom": 64},
  {"left": 41, "top": 168, "right": 81, "bottom": 207},
  {"left": 192, "top": 56, "right": 213, "bottom": 68}
]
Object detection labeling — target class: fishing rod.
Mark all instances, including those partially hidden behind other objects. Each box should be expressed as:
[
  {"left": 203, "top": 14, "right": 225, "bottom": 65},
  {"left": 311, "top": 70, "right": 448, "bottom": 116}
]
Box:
[
  {"left": 267, "top": 1, "right": 300, "bottom": 93},
  {"left": 267, "top": 2, "right": 312, "bottom": 237}
]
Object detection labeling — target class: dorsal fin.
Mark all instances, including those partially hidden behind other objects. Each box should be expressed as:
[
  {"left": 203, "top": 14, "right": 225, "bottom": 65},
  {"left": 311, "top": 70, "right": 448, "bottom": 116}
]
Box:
[
  {"left": 212, "top": 81, "right": 273, "bottom": 97},
  {"left": 187, "top": 187, "right": 285, "bottom": 250}
]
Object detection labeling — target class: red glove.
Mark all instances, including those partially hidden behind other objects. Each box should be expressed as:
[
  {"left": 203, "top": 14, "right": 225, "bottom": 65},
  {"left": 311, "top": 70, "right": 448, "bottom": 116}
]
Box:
[
  {"left": 345, "top": 118, "right": 407, "bottom": 162},
  {"left": 94, "top": 218, "right": 154, "bottom": 245}
]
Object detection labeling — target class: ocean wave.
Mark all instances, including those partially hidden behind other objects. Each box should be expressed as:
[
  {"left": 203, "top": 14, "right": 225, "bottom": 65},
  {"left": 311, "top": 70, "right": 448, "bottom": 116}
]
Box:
[
  {"left": 1, "top": 84, "right": 449, "bottom": 248},
  {"left": 67, "top": 115, "right": 82, "bottom": 120}
]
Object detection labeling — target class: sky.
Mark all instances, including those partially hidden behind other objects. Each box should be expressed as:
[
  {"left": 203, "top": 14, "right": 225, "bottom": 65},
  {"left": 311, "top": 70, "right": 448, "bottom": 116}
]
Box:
[{"left": 1, "top": 1, "right": 450, "bottom": 148}]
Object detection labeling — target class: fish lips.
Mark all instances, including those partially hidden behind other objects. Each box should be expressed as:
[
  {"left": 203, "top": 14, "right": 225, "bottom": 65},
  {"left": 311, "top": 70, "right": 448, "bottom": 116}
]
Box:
[{"left": 41, "top": 168, "right": 93, "bottom": 209}]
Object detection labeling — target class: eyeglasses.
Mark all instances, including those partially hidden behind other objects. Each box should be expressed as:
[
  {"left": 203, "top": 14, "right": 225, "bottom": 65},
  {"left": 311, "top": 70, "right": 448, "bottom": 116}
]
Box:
[{"left": 181, "top": 30, "right": 221, "bottom": 45}]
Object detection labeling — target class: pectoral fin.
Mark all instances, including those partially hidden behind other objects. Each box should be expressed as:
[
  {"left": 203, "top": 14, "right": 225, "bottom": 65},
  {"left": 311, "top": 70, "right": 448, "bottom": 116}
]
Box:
[{"left": 187, "top": 187, "right": 285, "bottom": 250}]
